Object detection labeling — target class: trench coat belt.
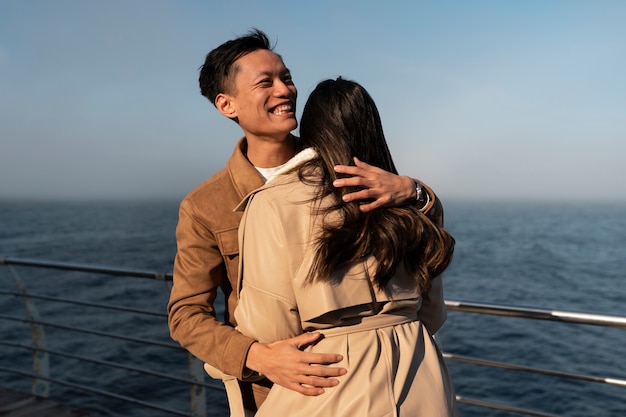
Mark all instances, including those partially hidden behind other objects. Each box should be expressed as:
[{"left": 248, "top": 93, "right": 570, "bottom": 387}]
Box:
[{"left": 316, "top": 310, "right": 419, "bottom": 338}]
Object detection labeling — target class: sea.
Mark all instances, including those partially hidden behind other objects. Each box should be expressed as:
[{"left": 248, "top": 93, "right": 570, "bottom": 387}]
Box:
[{"left": 0, "top": 198, "right": 625, "bottom": 417}]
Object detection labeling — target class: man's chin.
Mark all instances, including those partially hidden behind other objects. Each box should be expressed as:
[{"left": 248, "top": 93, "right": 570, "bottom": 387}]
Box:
[{"left": 277, "top": 117, "right": 297, "bottom": 132}]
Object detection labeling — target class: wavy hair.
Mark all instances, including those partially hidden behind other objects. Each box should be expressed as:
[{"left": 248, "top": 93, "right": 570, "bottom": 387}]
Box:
[{"left": 298, "top": 78, "right": 454, "bottom": 292}]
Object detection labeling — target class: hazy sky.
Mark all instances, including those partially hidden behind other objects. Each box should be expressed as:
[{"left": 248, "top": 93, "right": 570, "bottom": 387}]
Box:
[{"left": 1, "top": 0, "right": 625, "bottom": 202}]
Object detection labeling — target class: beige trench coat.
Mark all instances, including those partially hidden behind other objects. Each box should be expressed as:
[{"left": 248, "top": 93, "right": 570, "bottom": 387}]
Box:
[{"left": 234, "top": 149, "right": 458, "bottom": 417}]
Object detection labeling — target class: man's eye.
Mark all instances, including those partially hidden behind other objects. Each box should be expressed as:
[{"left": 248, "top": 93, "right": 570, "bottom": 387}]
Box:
[
  {"left": 283, "top": 75, "right": 294, "bottom": 84},
  {"left": 259, "top": 79, "right": 272, "bottom": 85}
]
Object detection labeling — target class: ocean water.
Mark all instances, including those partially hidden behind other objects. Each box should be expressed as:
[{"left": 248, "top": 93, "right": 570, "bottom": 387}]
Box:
[
  {"left": 0, "top": 198, "right": 625, "bottom": 416},
  {"left": 440, "top": 200, "right": 626, "bottom": 417}
]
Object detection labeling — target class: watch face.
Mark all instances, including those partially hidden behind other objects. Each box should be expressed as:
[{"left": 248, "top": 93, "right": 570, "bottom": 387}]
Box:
[{"left": 415, "top": 182, "right": 424, "bottom": 202}]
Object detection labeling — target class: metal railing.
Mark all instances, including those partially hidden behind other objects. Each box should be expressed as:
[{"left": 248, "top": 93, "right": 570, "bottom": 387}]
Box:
[
  {"left": 1, "top": 256, "right": 625, "bottom": 417},
  {"left": 0, "top": 256, "right": 220, "bottom": 417},
  {"left": 443, "top": 300, "right": 626, "bottom": 416}
]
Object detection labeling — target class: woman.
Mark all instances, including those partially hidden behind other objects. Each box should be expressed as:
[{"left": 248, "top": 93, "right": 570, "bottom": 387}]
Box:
[{"left": 234, "top": 77, "right": 457, "bottom": 416}]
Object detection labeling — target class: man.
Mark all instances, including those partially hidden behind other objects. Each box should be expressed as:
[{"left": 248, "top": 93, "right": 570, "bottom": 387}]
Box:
[{"left": 167, "top": 29, "right": 436, "bottom": 412}]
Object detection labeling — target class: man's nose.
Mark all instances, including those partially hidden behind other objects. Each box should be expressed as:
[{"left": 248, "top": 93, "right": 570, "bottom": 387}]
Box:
[{"left": 273, "top": 79, "right": 294, "bottom": 97}]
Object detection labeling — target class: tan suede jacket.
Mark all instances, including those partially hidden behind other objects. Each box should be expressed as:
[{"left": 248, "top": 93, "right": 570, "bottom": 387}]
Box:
[{"left": 167, "top": 139, "right": 265, "bottom": 388}]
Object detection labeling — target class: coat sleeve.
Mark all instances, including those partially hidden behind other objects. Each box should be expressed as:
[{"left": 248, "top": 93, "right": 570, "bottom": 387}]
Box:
[
  {"left": 167, "top": 198, "right": 256, "bottom": 379},
  {"left": 234, "top": 193, "right": 303, "bottom": 343},
  {"left": 417, "top": 275, "right": 447, "bottom": 334},
  {"left": 416, "top": 188, "right": 448, "bottom": 334}
]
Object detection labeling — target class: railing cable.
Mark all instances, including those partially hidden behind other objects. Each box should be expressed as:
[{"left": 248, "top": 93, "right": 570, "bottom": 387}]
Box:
[
  {"left": 444, "top": 353, "right": 626, "bottom": 387},
  {"left": 0, "top": 366, "right": 193, "bottom": 417},
  {"left": 446, "top": 299, "right": 626, "bottom": 329},
  {"left": 0, "top": 289, "right": 166, "bottom": 317},
  {"left": 0, "top": 314, "right": 181, "bottom": 350},
  {"left": 0, "top": 340, "right": 225, "bottom": 393}
]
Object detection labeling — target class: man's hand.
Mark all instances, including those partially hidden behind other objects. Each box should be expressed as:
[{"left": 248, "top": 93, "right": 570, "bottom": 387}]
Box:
[
  {"left": 245, "top": 332, "right": 346, "bottom": 396},
  {"left": 333, "top": 157, "right": 415, "bottom": 212}
]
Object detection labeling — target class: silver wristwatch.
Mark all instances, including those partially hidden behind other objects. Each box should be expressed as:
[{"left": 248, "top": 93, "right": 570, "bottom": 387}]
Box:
[{"left": 414, "top": 180, "right": 426, "bottom": 206}]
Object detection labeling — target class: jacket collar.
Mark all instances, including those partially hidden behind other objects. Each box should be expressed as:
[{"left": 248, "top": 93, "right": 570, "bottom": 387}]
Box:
[
  {"left": 234, "top": 147, "right": 318, "bottom": 212},
  {"left": 226, "top": 137, "right": 265, "bottom": 200}
]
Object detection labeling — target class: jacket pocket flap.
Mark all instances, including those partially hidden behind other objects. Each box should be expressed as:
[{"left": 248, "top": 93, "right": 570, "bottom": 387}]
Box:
[{"left": 216, "top": 227, "right": 239, "bottom": 256}]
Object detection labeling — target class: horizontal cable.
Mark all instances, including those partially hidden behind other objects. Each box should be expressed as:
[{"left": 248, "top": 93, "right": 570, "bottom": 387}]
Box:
[
  {"left": 443, "top": 353, "right": 626, "bottom": 387},
  {"left": 456, "top": 395, "right": 561, "bottom": 417},
  {"left": 0, "top": 314, "right": 181, "bottom": 350},
  {"left": 0, "top": 340, "right": 225, "bottom": 393},
  {"left": 0, "top": 366, "right": 193, "bottom": 417},
  {"left": 0, "top": 289, "right": 166, "bottom": 317},
  {"left": 445, "top": 299, "right": 626, "bottom": 329},
  {"left": 0, "top": 256, "right": 173, "bottom": 281}
]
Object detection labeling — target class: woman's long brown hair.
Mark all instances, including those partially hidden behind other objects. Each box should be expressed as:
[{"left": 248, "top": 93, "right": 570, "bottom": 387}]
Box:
[{"left": 298, "top": 78, "right": 454, "bottom": 293}]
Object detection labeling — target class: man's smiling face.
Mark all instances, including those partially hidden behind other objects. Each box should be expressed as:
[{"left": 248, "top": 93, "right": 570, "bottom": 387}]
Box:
[{"left": 220, "top": 49, "right": 298, "bottom": 143}]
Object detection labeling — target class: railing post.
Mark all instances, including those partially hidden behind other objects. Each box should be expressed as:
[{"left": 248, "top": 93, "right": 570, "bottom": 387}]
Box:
[
  {"left": 188, "top": 353, "right": 207, "bottom": 417},
  {"left": 8, "top": 265, "right": 51, "bottom": 398}
]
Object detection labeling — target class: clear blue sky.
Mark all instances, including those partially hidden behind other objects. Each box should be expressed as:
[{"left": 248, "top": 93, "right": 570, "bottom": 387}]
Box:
[{"left": 1, "top": 0, "right": 625, "bottom": 202}]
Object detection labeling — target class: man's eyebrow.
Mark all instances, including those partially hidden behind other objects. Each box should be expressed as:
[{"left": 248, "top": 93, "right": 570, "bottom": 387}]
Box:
[
  {"left": 252, "top": 70, "right": 273, "bottom": 79},
  {"left": 253, "top": 67, "right": 291, "bottom": 78}
]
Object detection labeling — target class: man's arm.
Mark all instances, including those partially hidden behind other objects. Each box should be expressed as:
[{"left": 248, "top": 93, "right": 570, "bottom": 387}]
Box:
[
  {"left": 333, "top": 157, "right": 435, "bottom": 212},
  {"left": 333, "top": 157, "right": 448, "bottom": 335},
  {"left": 169, "top": 198, "right": 345, "bottom": 394},
  {"left": 167, "top": 199, "right": 256, "bottom": 379}
]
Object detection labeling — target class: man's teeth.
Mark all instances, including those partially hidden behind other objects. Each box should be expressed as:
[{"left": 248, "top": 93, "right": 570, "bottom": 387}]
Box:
[{"left": 273, "top": 104, "right": 292, "bottom": 115}]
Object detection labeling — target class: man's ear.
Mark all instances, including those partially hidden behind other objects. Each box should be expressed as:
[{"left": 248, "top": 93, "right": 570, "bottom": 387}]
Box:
[{"left": 215, "top": 93, "right": 237, "bottom": 119}]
